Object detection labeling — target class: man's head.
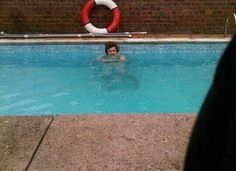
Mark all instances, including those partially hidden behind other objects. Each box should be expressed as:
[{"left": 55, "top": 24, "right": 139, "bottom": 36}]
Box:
[{"left": 105, "top": 42, "right": 119, "bottom": 55}]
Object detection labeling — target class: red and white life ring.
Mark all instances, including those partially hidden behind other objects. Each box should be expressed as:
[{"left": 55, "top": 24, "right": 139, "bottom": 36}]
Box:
[{"left": 80, "top": 0, "right": 120, "bottom": 33}]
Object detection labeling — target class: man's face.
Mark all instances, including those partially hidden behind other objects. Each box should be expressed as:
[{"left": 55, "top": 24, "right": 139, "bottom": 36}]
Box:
[{"left": 107, "top": 47, "right": 117, "bottom": 56}]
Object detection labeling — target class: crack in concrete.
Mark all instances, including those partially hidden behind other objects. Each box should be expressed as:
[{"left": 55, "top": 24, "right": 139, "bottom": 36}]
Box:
[{"left": 24, "top": 115, "right": 54, "bottom": 171}]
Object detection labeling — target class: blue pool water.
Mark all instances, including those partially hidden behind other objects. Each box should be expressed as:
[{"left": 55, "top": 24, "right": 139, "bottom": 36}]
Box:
[{"left": 0, "top": 43, "right": 227, "bottom": 115}]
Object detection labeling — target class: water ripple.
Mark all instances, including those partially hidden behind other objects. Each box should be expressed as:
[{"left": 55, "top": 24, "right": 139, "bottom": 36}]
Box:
[{"left": 0, "top": 99, "right": 35, "bottom": 112}]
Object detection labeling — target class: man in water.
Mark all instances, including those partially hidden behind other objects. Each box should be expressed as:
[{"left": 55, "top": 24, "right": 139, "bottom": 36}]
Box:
[
  {"left": 96, "top": 42, "right": 127, "bottom": 62},
  {"left": 96, "top": 42, "right": 139, "bottom": 91}
]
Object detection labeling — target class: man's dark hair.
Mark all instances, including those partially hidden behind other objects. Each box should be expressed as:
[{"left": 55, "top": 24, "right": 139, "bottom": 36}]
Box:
[{"left": 105, "top": 41, "right": 119, "bottom": 54}]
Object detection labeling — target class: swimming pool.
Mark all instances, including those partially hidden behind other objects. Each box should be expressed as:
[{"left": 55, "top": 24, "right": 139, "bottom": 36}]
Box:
[{"left": 0, "top": 43, "right": 227, "bottom": 115}]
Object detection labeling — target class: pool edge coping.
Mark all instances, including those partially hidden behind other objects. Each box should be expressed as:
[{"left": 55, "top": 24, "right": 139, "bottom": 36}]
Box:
[
  {"left": 0, "top": 37, "right": 231, "bottom": 45},
  {"left": 0, "top": 113, "right": 197, "bottom": 117}
]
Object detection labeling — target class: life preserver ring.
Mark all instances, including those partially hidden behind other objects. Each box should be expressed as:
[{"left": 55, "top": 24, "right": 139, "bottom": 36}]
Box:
[{"left": 80, "top": 0, "right": 120, "bottom": 33}]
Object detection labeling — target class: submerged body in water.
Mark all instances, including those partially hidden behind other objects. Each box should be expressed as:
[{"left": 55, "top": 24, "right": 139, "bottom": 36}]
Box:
[{"left": 98, "top": 61, "right": 139, "bottom": 91}]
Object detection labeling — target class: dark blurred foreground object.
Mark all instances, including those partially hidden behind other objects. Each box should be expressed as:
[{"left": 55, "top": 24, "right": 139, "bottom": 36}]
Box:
[{"left": 184, "top": 34, "right": 236, "bottom": 171}]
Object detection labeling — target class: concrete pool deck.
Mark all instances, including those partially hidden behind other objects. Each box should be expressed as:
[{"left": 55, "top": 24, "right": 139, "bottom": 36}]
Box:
[{"left": 0, "top": 114, "right": 196, "bottom": 171}]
